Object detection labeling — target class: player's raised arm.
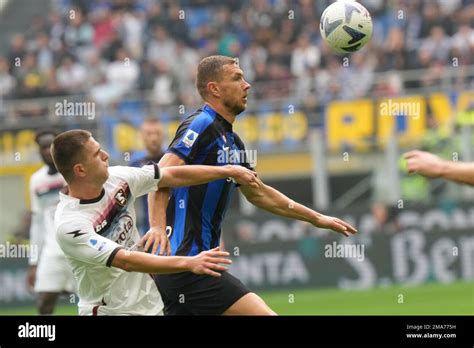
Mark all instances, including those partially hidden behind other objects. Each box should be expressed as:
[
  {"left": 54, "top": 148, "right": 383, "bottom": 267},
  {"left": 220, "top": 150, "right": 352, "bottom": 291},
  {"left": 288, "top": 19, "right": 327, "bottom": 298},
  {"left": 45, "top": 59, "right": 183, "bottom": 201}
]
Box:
[
  {"left": 239, "top": 175, "right": 357, "bottom": 237},
  {"left": 142, "top": 153, "right": 260, "bottom": 254},
  {"left": 404, "top": 150, "right": 474, "bottom": 186}
]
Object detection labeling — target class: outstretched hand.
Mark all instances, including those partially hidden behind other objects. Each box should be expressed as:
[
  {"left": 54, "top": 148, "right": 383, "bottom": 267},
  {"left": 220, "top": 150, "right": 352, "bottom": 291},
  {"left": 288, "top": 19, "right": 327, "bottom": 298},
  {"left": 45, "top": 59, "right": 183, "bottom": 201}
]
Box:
[
  {"left": 229, "top": 165, "right": 261, "bottom": 189},
  {"left": 404, "top": 150, "right": 445, "bottom": 178},
  {"left": 188, "top": 247, "right": 232, "bottom": 277},
  {"left": 312, "top": 215, "right": 358, "bottom": 237}
]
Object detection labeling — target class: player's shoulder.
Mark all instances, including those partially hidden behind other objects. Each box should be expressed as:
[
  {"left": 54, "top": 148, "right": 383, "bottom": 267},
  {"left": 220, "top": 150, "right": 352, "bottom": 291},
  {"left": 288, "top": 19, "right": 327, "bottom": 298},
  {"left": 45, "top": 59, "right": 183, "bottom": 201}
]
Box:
[
  {"left": 108, "top": 165, "right": 130, "bottom": 177},
  {"left": 108, "top": 165, "right": 148, "bottom": 181},
  {"left": 181, "top": 107, "right": 217, "bottom": 131},
  {"left": 55, "top": 207, "right": 91, "bottom": 241}
]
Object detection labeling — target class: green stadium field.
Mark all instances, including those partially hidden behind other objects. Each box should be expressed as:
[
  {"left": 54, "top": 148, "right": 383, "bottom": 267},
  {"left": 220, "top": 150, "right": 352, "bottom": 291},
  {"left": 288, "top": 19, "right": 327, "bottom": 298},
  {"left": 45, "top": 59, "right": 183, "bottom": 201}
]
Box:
[{"left": 1, "top": 281, "right": 472, "bottom": 315}]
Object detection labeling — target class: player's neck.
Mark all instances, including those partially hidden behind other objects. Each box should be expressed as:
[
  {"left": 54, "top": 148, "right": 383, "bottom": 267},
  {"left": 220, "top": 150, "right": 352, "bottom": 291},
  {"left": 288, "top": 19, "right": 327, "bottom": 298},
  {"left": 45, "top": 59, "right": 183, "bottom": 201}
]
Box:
[
  {"left": 68, "top": 182, "right": 104, "bottom": 202},
  {"left": 205, "top": 102, "right": 236, "bottom": 124}
]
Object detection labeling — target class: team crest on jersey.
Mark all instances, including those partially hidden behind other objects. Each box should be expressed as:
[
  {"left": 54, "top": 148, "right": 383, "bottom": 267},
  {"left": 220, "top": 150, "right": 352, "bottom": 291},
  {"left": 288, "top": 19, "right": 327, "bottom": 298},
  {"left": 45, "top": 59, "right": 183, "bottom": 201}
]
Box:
[
  {"left": 182, "top": 129, "right": 199, "bottom": 148},
  {"left": 114, "top": 188, "right": 127, "bottom": 206}
]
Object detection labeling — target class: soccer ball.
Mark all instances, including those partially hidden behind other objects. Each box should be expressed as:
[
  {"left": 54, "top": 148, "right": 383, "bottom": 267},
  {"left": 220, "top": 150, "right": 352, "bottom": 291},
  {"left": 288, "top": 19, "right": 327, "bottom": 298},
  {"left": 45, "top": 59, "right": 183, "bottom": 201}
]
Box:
[{"left": 320, "top": 0, "right": 373, "bottom": 54}]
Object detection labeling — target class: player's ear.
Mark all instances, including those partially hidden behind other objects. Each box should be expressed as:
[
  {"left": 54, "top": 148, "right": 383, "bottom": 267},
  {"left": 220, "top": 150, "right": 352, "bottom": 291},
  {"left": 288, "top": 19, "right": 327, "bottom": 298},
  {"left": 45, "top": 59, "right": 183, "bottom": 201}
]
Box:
[
  {"left": 72, "top": 163, "right": 86, "bottom": 178},
  {"left": 207, "top": 81, "right": 220, "bottom": 98}
]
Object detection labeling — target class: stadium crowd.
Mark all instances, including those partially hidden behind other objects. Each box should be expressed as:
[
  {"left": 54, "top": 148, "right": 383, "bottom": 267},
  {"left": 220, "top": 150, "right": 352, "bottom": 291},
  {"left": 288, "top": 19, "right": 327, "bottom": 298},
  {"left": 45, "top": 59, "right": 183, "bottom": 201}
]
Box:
[{"left": 0, "top": 0, "right": 473, "bottom": 108}]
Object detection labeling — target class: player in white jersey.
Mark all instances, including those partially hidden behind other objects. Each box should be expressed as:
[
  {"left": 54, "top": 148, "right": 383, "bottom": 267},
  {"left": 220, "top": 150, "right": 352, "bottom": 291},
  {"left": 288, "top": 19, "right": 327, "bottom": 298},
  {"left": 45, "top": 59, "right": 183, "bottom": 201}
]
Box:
[
  {"left": 51, "top": 129, "right": 259, "bottom": 315},
  {"left": 27, "top": 130, "right": 76, "bottom": 314}
]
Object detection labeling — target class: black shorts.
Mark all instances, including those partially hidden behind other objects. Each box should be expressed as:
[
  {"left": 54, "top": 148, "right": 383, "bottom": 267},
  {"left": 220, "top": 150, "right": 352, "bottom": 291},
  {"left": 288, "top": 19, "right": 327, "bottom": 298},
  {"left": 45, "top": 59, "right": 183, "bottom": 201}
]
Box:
[{"left": 153, "top": 271, "right": 251, "bottom": 315}]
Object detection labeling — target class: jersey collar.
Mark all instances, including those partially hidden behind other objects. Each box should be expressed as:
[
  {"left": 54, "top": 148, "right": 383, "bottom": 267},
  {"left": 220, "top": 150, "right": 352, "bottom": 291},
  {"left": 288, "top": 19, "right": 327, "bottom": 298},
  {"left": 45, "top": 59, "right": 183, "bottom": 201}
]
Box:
[
  {"left": 59, "top": 187, "right": 106, "bottom": 205},
  {"left": 203, "top": 104, "right": 233, "bottom": 131}
]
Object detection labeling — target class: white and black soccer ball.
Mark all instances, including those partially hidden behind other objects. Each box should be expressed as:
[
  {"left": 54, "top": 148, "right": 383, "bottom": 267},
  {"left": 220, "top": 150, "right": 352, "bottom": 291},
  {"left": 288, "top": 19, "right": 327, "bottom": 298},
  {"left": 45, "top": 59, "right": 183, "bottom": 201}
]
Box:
[{"left": 320, "top": 0, "right": 373, "bottom": 54}]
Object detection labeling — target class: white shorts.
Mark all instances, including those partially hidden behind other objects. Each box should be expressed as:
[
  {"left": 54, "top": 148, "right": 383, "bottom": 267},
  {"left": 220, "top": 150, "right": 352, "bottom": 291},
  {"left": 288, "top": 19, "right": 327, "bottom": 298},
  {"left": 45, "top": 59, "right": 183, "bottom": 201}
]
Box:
[{"left": 34, "top": 254, "right": 76, "bottom": 293}]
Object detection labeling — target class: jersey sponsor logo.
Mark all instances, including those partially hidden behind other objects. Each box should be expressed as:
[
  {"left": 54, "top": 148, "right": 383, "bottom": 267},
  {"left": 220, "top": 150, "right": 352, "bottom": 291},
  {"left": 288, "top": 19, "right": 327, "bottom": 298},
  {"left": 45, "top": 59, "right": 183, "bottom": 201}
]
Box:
[
  {"left": 111, "top": 214, "right": 134, "bottom": 248},
  {"left": 67, "top": 230, "right": 86, "bottom": 238},
  {"left": 182, "top": 129, "right": 199, "bottom": 148},
  {"left": 95, "top": 220, "right": 108, "bottom": 234},
  {"left": 114, "top": 188, "right": 127, "bottom": 206}
]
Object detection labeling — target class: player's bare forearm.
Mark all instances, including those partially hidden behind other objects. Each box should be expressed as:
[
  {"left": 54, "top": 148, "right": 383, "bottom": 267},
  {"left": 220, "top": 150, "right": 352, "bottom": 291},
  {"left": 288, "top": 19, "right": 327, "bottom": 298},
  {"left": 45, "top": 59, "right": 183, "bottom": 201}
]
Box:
[
  {"left": 159, "top": 165, "right": 259, "bottom": 188},
  {"left": 112, "top": 249, "right": 188, "bottom": 273},
  {"left": 111, "top": 247, "right": 231, "bottom": 277},
  {"left": 405, "top": 150, "right": 474, "bottom": 186},
  {"left": 441, "top": 161, "right": 474, "bottom": 186},
  {"left": 159, "top": 165, "right": 233, "bottom": 188},
  {"left": 141, "top": 188, "right": 171, "bottom": 255},
  {"left": 148, "top": 188, "right": 169, "bottom": 230},
  {"left": 240, "top": 183, "right": 357, "bottom": 236},
  {"left": 241, "top": 184, "right": 319, "bottom": 222}
]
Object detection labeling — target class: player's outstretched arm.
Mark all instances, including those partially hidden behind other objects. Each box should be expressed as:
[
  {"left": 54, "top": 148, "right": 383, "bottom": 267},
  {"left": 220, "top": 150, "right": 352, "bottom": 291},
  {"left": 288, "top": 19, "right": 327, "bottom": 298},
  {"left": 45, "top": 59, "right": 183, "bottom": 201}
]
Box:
[
  {"left": 111, "top": 247, "right": 231, "bottom": 278},
  {"left": 158, "top": 164, "right": 259, "bottom": 188},
  {"left": 404, "top": 150, "right": 474, "bottom": 186},
  {"left": 240, "top": 177, "right": 357, "bottom": 237},
  {"left": 141, "top": 153, "right": 260, "bottom": 254}
]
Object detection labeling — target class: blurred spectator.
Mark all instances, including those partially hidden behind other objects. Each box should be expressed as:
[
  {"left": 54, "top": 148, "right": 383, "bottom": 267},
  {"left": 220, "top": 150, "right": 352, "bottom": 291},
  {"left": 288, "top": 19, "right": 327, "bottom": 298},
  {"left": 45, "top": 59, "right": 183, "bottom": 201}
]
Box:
[
  {"left": 56, "top": 56, "right": 87, "bottom": 93},
  {"left": 151, "top": 59, "right": 179, "bottom": 106},
  {"left": 82, "top": 49, "right": 108, "bottom": 88},
  {"left": 1, "top": 0, "right": 472, "bottom": 104},
  {"left": 146, "top": 26, "right": 176, "bottom": 64},
  {"left": 418, "top": 26, "right": 451, "bottom": 65},
  {"left": 120, "top": 10, "right": 145, "bottom": 59},
  {"left": 450, "top": 24, "right": 474, "bottom": 65},
  {"left": 0, "top": 57, "right": 16, "bottom": 98},
  {"left": 7, "top": 34, "right": 27, "bottom": 68},
  {"left": 240, "top": 41, "right": 267, "bottom": 83},
  {"left": 35, "top": 32, "right": 54, "bottom": 74},
  {"left": 14, "top": 53, "right": 45, "bottom": 98},
  {"left": 91, "top": 47, "right": 138, "bottom": 104},
  {"left": 64, "top": 7, "right": 94, "bottom": 49},
  {"left": 290, "top": 34, "right": 321, "bottom": 78},
  {"left": 345, "top": 52, "right": 375, "bottom": 99}
]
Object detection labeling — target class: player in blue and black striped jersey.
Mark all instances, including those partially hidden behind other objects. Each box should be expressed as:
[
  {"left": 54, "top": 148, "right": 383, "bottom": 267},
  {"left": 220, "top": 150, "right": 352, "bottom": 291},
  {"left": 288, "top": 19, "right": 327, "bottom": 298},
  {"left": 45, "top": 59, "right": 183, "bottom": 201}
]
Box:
[{"left": 142, "top": 55, "right": 358, "bottom": 315}]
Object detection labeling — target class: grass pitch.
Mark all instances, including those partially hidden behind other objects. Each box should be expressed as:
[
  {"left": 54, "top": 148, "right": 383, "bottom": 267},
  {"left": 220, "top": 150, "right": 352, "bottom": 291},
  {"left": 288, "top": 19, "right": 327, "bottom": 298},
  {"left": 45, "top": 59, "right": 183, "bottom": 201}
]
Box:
[{"left": 1, "top": 281, "right": 472, "bottom": 315}]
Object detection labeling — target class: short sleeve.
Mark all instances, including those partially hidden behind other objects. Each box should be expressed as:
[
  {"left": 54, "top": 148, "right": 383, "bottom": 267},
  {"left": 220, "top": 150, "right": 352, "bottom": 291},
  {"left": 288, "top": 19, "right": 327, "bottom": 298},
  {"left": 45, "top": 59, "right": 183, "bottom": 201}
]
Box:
[
  {"left": 109, "top": 165, "right": 161, "bottom": 198},
  {"left": 56, "top": 221, "right": 122, "bottom": 267},
  {"left": 167, "top": 113, "right": 215, "bottom": 164}
]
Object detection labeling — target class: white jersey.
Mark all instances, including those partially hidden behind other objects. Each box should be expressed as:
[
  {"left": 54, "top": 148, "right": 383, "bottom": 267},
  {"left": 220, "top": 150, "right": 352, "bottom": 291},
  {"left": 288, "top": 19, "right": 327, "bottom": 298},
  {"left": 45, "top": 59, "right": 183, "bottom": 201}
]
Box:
[
  {"left": 55, "top": 165, "right": 164, "bottom": 315},
  {"left": 29, "top": 166, "right": 67, "bottom": 265}
]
